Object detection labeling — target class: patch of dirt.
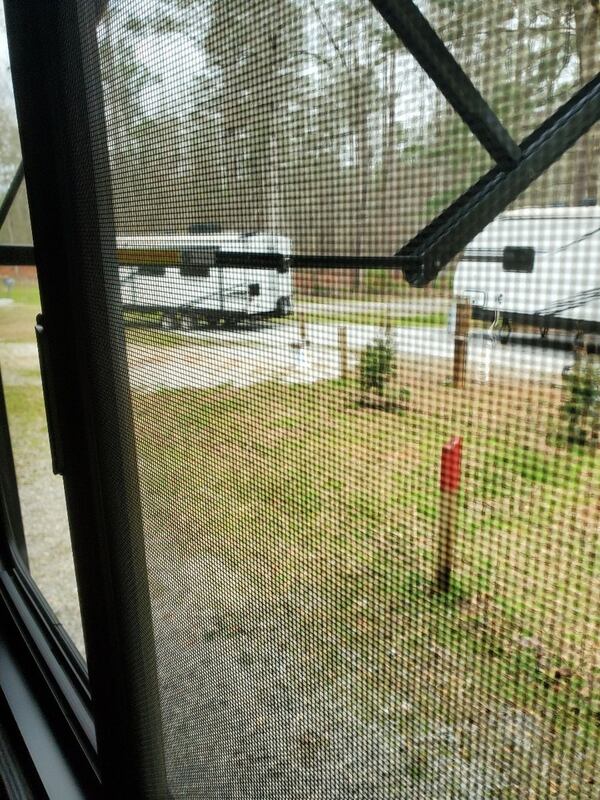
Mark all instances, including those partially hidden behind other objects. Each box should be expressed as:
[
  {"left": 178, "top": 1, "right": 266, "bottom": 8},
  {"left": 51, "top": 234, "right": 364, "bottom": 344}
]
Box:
[{"left": 148, "top": 538, "right": 517, "bottom": 799}]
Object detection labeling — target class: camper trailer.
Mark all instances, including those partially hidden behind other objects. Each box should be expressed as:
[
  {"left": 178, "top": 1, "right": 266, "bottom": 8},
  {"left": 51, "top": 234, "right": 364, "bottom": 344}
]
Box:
[
  {"left": 453, "top": 207, "right": 600, "bottom": 338},
  {"left": 117, "top": 232, "right": 293, "bottom": 329}
]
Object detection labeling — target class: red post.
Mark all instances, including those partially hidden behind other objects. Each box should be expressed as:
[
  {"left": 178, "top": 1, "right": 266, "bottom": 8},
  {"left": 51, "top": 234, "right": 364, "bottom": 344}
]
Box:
[
  {"left": 440, "top": 437, "right": 462, "bottom": 492},
  {"left": 437, "top": 437, "right": 462, "bottom": 592}
]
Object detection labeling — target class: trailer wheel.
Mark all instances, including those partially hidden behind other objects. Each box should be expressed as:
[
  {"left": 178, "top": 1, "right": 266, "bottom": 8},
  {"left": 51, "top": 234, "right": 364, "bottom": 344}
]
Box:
[
  {"left": 499, "top": 318, "right": 511, "bottom": 344},
  {"left": 276, "top": 297, "right": 291, "bottom": 317},
  {"left": 180, "top": 311, "right": 197, "bottom": 331},
  {"left": 160, "top": 311, "right": 178, "bottom": 331}
]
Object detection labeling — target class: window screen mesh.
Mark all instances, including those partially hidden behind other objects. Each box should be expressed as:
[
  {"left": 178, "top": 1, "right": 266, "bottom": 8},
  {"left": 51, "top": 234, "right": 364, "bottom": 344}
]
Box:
[{"left": 93, "top": 1, "right": 599, "bottom": 796}]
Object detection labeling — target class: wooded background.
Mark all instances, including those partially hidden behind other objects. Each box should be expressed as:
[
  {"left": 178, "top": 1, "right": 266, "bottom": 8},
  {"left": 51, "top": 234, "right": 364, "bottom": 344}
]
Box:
[{"left": 1, "top": 1, "right": 598, "bottom": 265}]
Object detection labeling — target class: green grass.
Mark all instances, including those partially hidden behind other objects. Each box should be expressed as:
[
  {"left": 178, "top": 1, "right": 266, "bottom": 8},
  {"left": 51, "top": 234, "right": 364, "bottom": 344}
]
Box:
[
  {"left": 4, "top": 383, "right": 45, "bottom": 442},
  {"left": 0, "top": 304, "right": 38, "bottom": 343},
  {"left": 0, "top": 281, "right": 40, "bottom": 343},
  {"left": 297, "top": 268, "right": 453, "bottom": 298},
  {"left": 125, "top": 327, "right": 191, "bottom": 348},
  {"left": 3, "top": 277, "right": 598, "bottom": 784},
  {"left": 123, "top": 309, "right": 162, "bottom": 327},
  {"left": 481, "top": 438, "right": 589, "bottom": 490},
  {"left": 6, "top": 282, "right": 40, "bottom": 306},
  {"left": 132, "top": 377, "right": 600, "bottom": 753},
  {"left": 291, "top": 311, "right": 447, "bottom": 328}
]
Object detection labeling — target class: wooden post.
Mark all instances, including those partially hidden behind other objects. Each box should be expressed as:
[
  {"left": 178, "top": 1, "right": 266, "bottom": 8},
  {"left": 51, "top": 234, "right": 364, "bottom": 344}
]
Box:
[
  {"left": 437, "top": 437, "right": 462, "bottom": 593},
  {"left": 298, "top": 313, "right": 308, "bottom": 345},
  {"left": 384, "top": 316, "right": 393, "bottom": 340},
  {"left": 573, "top": 331, "right": 587, "bottom": 365},
  {"left": 453, "top": 302, "right": 471, "bottom": 388},
  {"left": 338, "top": 326, "right": 349, "bottom": 381}
]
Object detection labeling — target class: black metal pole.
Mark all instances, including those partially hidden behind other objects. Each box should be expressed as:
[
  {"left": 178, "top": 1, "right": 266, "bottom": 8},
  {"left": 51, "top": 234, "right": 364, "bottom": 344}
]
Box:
[
  {"left": 369, "top": 0, "right": 521, "bottom": 169},
  {"left": 398, "top": 74, "right": 600, "bottom": 286},
  {"left": 0, "top": 161, "right": 24, "bottom": 232},
  {"left": 4, "top": 0, "right": 169, "bottom": 795}
]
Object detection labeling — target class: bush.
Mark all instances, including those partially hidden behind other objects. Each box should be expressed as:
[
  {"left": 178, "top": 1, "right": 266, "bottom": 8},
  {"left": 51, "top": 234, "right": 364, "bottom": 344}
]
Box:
[
  {"left": 358, "top": 331, "right": 409, "bottom": 410},
  {"left": 559, "top": 357, "right": 600, "bottom": 446},
  {"left": 359, "top": 336, "right": 395, "bottom": 395}
]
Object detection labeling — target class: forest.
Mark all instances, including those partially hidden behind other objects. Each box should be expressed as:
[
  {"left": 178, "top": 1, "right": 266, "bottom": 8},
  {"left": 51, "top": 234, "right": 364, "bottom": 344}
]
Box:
[{"left": 0, "top": 1, "right": 598, "bottom": 258}]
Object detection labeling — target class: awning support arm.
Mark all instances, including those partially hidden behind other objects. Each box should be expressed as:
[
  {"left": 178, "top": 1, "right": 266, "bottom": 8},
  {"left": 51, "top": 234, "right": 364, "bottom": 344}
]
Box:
[{"left": 369, "top": 0, "right": 522, "bottom": 170}]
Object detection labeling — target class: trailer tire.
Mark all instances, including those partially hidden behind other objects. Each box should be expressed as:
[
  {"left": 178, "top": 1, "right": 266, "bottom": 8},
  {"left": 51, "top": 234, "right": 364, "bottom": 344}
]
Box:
[
  {"left": 180, "top": 311, "right": 197, "bottom": 331},
  {"left": 499, "top": 318, "right": 511, "bottom": 344},
  {"left": 160, "top": 311, "right": 178, "bottom": 331},
  {"left": 275, "top": 296, "right": 291, "bottom": 317}
]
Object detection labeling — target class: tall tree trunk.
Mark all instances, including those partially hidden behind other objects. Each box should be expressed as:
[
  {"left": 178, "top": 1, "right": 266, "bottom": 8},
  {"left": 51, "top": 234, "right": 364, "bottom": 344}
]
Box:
[
  {"left": 264, "top": 103, "right": 282, "bottom": 233},
  {"left": 352, "top": 94, "right": 372, "bottom": 292},
  {"left": 380, "top": 51, "right": 396, "bottom": 249},
  {"left": 354, "top": 103, "right": 371, "bottom": 258},
  {"left": 260, "top": 1, "right": 285, "bottom": 233},
  {"left": 573, "top": 0, "right": 599, "bottom": 204}
]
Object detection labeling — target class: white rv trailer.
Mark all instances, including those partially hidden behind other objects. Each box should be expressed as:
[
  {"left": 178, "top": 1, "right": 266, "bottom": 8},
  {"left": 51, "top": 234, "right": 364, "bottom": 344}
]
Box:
[
  {"left": 453, "top": 207, "right": 600, "bottom": 336},
  {"left": 117, "top": 232, "right": 293, "bottom": 329}
]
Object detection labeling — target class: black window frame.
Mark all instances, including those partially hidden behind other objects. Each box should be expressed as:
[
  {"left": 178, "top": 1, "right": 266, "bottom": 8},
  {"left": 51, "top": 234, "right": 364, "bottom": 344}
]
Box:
[
  {"left": 1, "top": 0, "right": 168, "bottom": 797},
  {"left": 0, "top": 360, "right": 98, "bottom": 799}
]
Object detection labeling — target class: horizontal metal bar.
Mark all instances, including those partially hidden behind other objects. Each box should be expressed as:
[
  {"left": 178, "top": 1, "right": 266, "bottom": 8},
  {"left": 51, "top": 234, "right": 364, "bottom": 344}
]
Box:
[
  {"left": 0, "top": 161, "right": 24, "bottom": 232},
  {"left": 0, "top": 245, "right": 35, "bottom": 265},
  {"left": 473, "top": 305, "right": 600, "bottom": 336},
  {"left": 291, "top": 254, "right": 404, "bottom": 269},
  {"left": 397, "top": 73, "right": 600, "bottom": 287},
  {"left": 204, "top": 253, "right": 406, "bottom": 270},
  {"left": 369, "top": 0, "right": 521, "bottom": 169}
]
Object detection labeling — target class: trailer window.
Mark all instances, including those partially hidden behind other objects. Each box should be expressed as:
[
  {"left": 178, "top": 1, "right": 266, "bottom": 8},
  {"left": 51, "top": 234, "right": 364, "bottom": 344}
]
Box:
[
  {"left": 180, "top": 265, "right": 210, "bottom": 278},
  {"left": 181, "top": 247, "right": 216, "bottom": 277},
  {"left": 137, "top": 264, "right": 165, "bottom": 277},
  {"left": 502, "top": 246, "right": 535, "bottom": 273}
]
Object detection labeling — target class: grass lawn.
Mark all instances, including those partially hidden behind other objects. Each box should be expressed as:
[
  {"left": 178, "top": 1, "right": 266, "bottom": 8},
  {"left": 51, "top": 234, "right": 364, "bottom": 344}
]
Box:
[
  {"left": 133, "top": 368, "right": 599, "bottom": 763},
  {"left": 296, "top": 268, "right": 454, "bottom": 298},
  {"left": 2, "top": 282, "right": 41, "bottom": 306},
  {"left": 125, "top": 326, "right": 192, "bottom": 348},
  {"left": 3, "top": 277, "right": 599, "bottom": 787},
  {"left": 0, "top": 285, "right": 40, "bottom": 342},
  {"left": 291, "top": 310, "right": 448, "bottom": 328}
]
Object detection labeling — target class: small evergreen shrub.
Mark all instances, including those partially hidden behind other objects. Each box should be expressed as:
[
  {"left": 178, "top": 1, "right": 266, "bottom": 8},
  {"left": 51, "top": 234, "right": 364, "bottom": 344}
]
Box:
[
  {"left": 559, "top": 357, "right": 600, "bottom": 447},
  {"left": 358, "top": 332, "right": 409, "bottom": 410},
  {"left": 359, "top": 337, "right": 395, "bottom": 396}
]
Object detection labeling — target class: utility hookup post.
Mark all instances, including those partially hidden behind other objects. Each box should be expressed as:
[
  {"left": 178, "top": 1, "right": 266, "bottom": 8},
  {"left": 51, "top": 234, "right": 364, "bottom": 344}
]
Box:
[
  {"left": 384, "top": 316, "right": 393, "bottom": 341},
  {"left": 573, "top": 331, "right": 587, "bottom": 366},
  {"left": 453, "top": 302, "right": 471, "bottom": 388},
  {"left": 290, "top": 313, "right": 311, "bottom": 373},
  {"left": 298, "top": 313, "right": 308, "bottom": 346},
  {"left": 338, "top": 326, "right": 349, "bottom": 381},
  {"left": 437, "top": 437, "right": 462, "bottom": 593}
]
